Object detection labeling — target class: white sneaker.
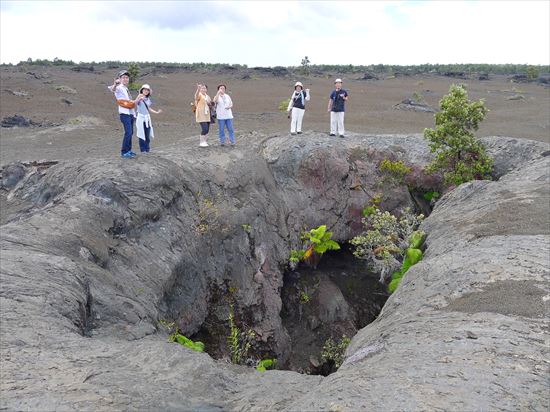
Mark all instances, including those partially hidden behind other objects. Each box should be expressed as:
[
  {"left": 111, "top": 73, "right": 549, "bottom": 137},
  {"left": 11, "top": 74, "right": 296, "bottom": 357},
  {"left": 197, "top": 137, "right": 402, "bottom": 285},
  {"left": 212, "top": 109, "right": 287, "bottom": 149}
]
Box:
[{"left": 199, "top": 141, "right": 208, "bottom": 147}]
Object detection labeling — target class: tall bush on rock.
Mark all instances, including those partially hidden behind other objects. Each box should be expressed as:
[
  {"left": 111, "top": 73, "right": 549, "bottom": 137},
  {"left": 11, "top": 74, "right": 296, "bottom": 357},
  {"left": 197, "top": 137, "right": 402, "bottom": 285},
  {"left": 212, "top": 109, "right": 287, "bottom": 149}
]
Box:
[{"left": 424, "top": 84, "right": 493, "bottom": 186}]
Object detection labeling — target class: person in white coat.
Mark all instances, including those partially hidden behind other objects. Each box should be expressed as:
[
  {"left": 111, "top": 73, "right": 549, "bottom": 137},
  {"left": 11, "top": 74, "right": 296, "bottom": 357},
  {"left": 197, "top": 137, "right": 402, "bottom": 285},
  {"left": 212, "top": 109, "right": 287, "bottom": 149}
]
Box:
[
  {"left": 287, "top": 81, "right": 310, "bottom": 135},
  {"left": 134, "top": 84, "right": 162, "bottom": 153}
]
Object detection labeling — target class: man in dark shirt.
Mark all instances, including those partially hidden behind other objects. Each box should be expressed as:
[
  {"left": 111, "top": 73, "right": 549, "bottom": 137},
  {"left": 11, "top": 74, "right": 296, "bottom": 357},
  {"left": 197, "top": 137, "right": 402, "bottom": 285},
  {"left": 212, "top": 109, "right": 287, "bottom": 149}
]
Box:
[{"left": 327, "top": 78, "right": 349, "bottom": 137}]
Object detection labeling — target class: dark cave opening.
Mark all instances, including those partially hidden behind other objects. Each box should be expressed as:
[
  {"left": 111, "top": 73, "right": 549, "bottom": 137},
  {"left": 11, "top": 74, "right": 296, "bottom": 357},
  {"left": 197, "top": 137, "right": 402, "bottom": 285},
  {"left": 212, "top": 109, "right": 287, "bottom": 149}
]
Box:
[{"left": 280, "top": 243, "right": 389, "bottom": 375}]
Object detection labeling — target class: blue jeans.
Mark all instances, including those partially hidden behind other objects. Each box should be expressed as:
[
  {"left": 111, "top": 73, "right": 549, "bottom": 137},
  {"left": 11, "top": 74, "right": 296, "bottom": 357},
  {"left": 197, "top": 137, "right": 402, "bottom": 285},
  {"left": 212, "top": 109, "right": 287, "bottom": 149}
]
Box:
[
  {"left": 120, "top": 114, "right": 134, "bottom": 154},
  {"left": 218, "top": 118, "right": 234, "bottom": 144},
  {"left": 138, "top": 123, "right": 151, "bottom": 152}
]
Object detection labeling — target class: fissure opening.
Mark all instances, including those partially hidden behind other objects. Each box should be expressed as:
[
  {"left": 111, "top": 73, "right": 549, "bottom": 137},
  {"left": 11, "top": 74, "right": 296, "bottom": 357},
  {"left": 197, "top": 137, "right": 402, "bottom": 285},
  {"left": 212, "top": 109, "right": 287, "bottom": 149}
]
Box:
[
  {"left": 183, "top": 244, "right": 389, "bottom": 376},
  {"left": 280, "top": 244, "right": 388, "bottom": 375}
]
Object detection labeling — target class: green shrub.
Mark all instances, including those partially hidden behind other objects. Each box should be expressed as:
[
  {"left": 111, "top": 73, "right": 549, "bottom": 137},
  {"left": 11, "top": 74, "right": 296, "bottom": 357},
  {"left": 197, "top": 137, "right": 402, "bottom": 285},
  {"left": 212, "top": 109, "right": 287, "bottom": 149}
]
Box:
[
  {"left": 424, "top": 84, "right": 493, "bottom": 186},
  {"left": 422, "top": 191, "right": 440, "bottom": 202},
  {"left": 351, "top": 207, "right": 424, "bottom": 281},
  {"left": 279, "top": 98, "right": 291, "bottom": 112},
  {"left": 379, "top": 159, "right": 412, "bottom": 184},
  {"left": 362, "top": 205, "right": 377, "bottom": 217},
  {"left": 299, "top": 291, "right": 311, "bottom": 304},
  {"left": 387, "top": 230, "right": 426, "bottom": 293},
  {"left": 227, "top": 304, "right": 255, "bottom": 365},
  {"left": 169, "top": 332, "right": 204, "bottom": 352},
  {"left": 300, "top": 56, "right": 311, "bottom": 76},
  {"left": 127, "top": 62, "right": 140, "bottom": 84},
  {"left": 289, "top": 249, "right": 305, "bottom": 264},
  {"left": 408, "top": 230, "right": 426, "bottom": 249},
  {"left": 526, "top": 66, "right": 539, "bottom": 81},
  {"left": 256, "top": 358, "right": 277, "bottom": 372},
  {"left": 289, "top": 225, "right": 340, "bottom": 269},
  {"left": 321, "top": 335, "right": 351, "bottom": 369}
]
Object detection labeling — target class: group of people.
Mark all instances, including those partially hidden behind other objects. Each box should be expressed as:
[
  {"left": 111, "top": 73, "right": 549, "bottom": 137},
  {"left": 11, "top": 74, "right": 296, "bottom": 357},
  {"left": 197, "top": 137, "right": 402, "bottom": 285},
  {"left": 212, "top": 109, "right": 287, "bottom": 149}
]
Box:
[
  {"left": 286, "top": 78, "right": 348, "bottom": 138},
  {"left": 194, "top": 83, "right": 235, "bottom": 147},
  {"left": 108, "top": 70, "right": 349, "bottom": 158},
  {"left": 108, "top": 70, "right": 162, "bottom": 158}
]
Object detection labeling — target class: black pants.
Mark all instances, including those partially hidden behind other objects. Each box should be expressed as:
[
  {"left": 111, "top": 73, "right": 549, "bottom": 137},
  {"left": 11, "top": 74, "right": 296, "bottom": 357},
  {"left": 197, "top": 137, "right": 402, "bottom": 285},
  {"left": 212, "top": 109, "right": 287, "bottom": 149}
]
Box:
[{"left": 199, "top": 122, "right": 210, "bottom": 135}]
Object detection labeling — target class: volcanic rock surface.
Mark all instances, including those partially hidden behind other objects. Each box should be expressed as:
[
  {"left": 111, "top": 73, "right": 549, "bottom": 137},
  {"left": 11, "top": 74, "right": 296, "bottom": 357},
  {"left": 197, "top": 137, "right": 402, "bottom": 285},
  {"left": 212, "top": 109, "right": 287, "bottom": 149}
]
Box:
[{"left": 1, "top": 132, "right": 548, "bottom": 410}]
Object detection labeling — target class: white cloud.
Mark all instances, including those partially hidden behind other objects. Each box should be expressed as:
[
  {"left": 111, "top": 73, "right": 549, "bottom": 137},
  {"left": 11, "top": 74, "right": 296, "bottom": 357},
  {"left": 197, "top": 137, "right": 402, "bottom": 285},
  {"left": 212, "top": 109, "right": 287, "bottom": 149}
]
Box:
[{"left": 0, "top": 0, "right": 548, "bottom": 65}]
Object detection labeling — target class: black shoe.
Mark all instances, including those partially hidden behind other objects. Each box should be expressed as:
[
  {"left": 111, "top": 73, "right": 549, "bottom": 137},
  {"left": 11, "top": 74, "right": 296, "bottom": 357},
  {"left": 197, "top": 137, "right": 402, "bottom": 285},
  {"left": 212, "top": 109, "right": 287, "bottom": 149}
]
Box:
[
  {"left": 329, "top": 133, "right": 336, "bottom": 136},
  {"left": 339, "top": 135, "right": 346, "bottom": 138},
  {"left": 297, "top": 132, "right": 302, "bottom": 134}
]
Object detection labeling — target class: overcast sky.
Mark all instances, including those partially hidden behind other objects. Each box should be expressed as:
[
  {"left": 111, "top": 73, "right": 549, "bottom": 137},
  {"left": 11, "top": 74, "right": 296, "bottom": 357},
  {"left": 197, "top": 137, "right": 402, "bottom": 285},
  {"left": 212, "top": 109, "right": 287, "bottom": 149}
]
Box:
[{"left": 1, "top": 1, "right": 548, "bottom": 66}]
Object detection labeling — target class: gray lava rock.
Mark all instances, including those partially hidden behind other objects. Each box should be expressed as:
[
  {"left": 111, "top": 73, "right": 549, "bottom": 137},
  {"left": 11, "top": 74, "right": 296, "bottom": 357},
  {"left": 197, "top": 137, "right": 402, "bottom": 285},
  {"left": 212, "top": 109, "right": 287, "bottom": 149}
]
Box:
[
  {"left": 393, "top": 99, "right": 436, "bottom": 113},
  {"left": 0, "top": 133, "right": 548, "bottom": 411},
  {"left": 1, "top": 163, "right": 26, "bottom": 188},
  {"left": 1, "top": 114, "right": 33, "bottom": 128}
]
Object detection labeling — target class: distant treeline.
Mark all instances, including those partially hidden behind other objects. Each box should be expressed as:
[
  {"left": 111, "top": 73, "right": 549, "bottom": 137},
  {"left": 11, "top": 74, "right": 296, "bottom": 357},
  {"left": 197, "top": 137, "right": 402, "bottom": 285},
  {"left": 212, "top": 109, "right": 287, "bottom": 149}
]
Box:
[{"left": 5, "top": 58, "right": 549, "bottom": 76}]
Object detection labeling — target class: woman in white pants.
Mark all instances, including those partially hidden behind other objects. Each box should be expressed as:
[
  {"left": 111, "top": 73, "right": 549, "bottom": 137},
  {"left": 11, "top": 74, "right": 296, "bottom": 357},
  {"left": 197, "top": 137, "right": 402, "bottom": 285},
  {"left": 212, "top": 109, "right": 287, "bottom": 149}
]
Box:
[{"left": 287, "top": 81, "right": 310, "bottom": 135}]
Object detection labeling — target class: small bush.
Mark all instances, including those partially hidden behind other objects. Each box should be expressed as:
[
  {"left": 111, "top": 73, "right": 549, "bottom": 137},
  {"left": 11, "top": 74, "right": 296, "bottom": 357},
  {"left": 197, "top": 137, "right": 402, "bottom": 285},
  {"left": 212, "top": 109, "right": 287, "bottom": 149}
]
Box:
[
  {"left": 127, "top": 62, "right": 140, "bottom": 84},
  {"left": 422, "top": 191, "right": 440, "bottom": 202},
  {"left": 256, "top": 358, "right": 277, "bottom": 372},
  {"left": 299, "top": 291, "right": 311, "bottom": 304},
  {"left": 227, "top": 304, "right": 255, "bottom": 365},
  {"left": 379, "top": 159, "right": 412, "bottom": 183},
  {"left": 289, "top": 225, "right": 340, "bottom": 269},
  {"left": 351, "top": 207, "right": 424, "bottom": 282},
  {"left": 279, "top": 98, "right": 291, "bottom": 112},
  {"left": 424, "top": 84, "right": 493, "bottom": 186},
  {"left": 169, "top": 331, "right": 205, "bottom": 352},
  {"left": 526, "top": 66, "right": 539, "bottom": 81},
  {"left": 321, "top": 335, "right": 351, "bottom": 369}
]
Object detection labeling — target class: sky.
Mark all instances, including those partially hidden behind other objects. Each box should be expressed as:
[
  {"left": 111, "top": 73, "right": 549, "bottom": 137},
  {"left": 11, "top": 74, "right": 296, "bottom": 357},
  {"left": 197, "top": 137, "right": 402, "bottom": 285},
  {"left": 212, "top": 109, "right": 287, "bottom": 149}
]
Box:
[{"left": 1, "top": 0, "right": 548, "bottom": 66}]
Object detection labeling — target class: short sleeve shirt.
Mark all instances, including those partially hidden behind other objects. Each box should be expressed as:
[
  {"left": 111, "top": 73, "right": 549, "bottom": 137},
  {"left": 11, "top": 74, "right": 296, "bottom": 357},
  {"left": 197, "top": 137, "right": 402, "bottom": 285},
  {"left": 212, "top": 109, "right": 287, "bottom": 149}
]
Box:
[
  {"left": 112, "top": 84, "right": 135, "bottom": 115},
  {"left": 136, "top": 97, "right": 151, "bottom": 115},
  {"left": 330, "top": 89, "right": 348, "bottom": 112}
]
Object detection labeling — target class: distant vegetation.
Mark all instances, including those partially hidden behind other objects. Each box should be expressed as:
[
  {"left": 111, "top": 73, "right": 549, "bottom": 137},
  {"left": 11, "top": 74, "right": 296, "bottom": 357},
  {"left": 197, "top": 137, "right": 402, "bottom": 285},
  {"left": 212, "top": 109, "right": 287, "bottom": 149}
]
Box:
[{"left": 6, "top": 58, "right": 549, "bottom": 76}]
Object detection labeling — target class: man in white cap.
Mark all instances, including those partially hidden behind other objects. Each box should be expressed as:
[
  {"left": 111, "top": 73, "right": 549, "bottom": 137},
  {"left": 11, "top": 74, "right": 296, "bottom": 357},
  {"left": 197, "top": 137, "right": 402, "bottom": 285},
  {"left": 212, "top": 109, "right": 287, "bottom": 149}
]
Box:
[
  {"left": 287, "top": 81, "right": 310, "bottom": 135},
  {"left": 327, "top": 78, "right": 349, "bottom": 137}
]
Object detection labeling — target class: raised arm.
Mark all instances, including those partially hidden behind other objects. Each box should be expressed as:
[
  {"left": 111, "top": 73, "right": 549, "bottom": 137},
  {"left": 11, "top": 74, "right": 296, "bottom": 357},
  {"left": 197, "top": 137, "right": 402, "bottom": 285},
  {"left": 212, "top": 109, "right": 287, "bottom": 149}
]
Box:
[
  {"left": 108, "top": 78, "right": 120, "bottom": 92},
  {"left": 194, "top": 84, "right": 201, "bottom": 102}
]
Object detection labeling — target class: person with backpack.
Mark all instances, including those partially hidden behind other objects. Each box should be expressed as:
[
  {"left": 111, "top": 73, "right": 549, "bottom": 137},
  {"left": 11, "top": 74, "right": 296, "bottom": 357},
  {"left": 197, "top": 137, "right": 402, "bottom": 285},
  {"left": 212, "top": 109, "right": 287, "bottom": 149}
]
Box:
[
  {"left": 327, "top": 78, "right": 349, "bottom": 138},
  {"left": 134, "top": 84, "right": 162, "bottom": 153},
  {"left": 108, "top": 70, "right": 137, "bottom": 158},
  {"left": 194, "top": 83, "right": 213, "bottom": 147},
  {"left": 213, "top": 84, "right": 235, "bottom": 146},
  {"left": 287, "top": 81, "right": 310, "bottom": 135}
]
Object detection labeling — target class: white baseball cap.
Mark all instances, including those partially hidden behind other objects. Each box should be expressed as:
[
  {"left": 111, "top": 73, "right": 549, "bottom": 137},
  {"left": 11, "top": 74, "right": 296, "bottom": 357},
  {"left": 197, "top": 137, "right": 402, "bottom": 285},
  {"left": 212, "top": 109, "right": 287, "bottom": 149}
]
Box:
[
  {"left": 294, "top": 81, "right": 303, "bottom": 88},
  {"left": 139, "top": 84, "right": 152, "bottom": 94},
  {"left": 335, "top": 78, "right": 343, "bottom": 83}
]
